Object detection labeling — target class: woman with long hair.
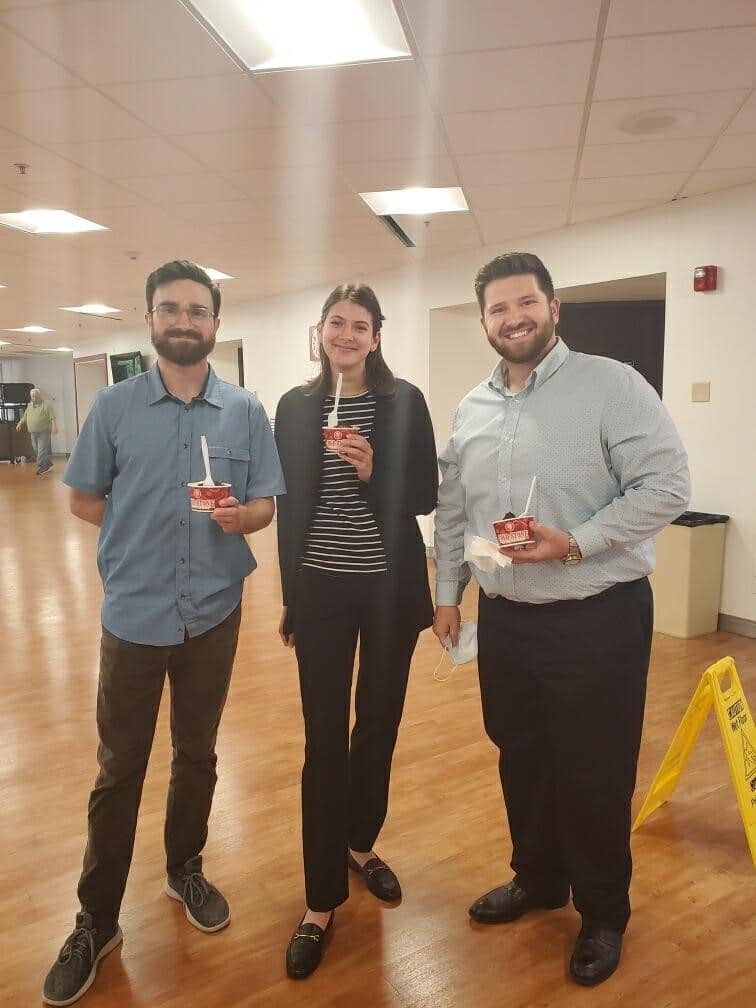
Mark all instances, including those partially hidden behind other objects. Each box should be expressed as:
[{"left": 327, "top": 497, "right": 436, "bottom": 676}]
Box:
[{"left": 274, "top": 283, "right": 438, "bottom": 979}]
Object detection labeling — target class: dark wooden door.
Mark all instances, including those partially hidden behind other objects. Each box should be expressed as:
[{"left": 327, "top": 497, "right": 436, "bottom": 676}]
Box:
[{"left": 557, "top": 300, "right": 665, "bottom": 396}]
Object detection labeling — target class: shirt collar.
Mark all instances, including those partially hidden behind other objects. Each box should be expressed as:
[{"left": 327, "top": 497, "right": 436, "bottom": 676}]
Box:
[
  {"left": 146, "top": 362, "right": 223, "bottom": 408},
  {"left": 487, "top": 337, "right": 569, "bottom": 395}
]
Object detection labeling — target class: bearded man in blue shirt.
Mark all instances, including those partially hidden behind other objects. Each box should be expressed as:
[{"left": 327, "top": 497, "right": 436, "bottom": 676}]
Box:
[
  {"left": 43, "top": 261, "right": 285, "bottom": 1007},
  {"left": 434, "top": 252, "right": 690, "bottom": 987}
]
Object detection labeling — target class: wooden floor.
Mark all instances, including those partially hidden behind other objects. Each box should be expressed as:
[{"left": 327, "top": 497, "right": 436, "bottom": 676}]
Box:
[{"left": 1, "top": 460, "right": 755, "bottom": 1008}]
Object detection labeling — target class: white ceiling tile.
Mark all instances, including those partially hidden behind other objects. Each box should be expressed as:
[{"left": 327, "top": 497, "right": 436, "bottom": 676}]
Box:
[
  {"left": 456, "top": 148, "right": 578, "bottom": 186},
  {"left": 595, "top": 29, "right": 756, "bottom": 101},
  {"left": 114, "top": 173, "right": 246, "bottom": 205},
  {"left": 259, "top": 61, "right": 432, "bottom": 123},
  {"left": 478, "top": 206, "right": 568, "bottom": 245},
  {"left": 0, "top": 88, "right": 155, "bottom": 143},
  {"left": 0, "top": 126, "right": 23, "bottom": 147},
  {"left": 580, "top": 137, "right": 712, "bottom": 177},
  {"left": 0, "top": 0, "right": 235, "bottom": 84},
  {"left": 0, "top": 22, "right": 81, "bottom": 91},
  {"left": 4, "top": 173, "right": 140, "bottom": 209},
  {"left": 606, "top": 0, "right": 756, "bottom": 36},
  {"left": 575, "top": 173, "right": 688, "bottom": 203},
  {"left": 384, "top": 213, "right": 480, "bottom": 250},
  {"left": 681, "top": 167, "right": 756, "bottom": 196},
  {"left": 700, "top": 133, "right": 756, "bottom": 170},
  {"left": 48, "top": 136, "right": 203, "bottom": 177},
  {"left": 466, "top": 180, "right": 571, "bottom": 210},
  {"left": 338, "top": 157, "right": 458, "bottom": 192},
  {"left": 571, "top": 201, "right": 657, "bottom": 223},
  {"left": 727, "top": 92, "right": 756, "bottom": 134},
  {"left": 102, "top": 75, "right": 273, "bottom": 135},
  {"left": 424, "top": 41, "right": 593, "bottom": 113},
  {"left": 173, "top": 127, "right": 327, "bottom": 171},
  {"left": 443, "top": 104, "right": 583, "bottom": 155},
  {"left": 221, "top": 167, "right": 354, "bottom": 203},
  {"left": 404, "top": 0, "right": 601, "bottom": 53},
  {"left": 586, "top": 91, "right": 748, "bottom": 145},
  {"left": 326, "top": 117, "right": 446, "bottom": 163}
]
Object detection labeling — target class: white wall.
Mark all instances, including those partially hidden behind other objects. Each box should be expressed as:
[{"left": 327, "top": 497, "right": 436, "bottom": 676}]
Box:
[
  {"left": 208, "top": 339, "right": 241, "bottom": 386},
  {"left": 65, "top": 182, "right": 756, "bottom": 622},
  {"left": 0, "top": 354, "right": 77, "bottom": 455}
]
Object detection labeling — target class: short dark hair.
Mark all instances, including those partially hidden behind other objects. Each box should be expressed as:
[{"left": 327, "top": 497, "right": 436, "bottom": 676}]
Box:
[
  {"left": 306, "top": 283, "right": 395, "bottom": 397},
  {"left": 474, "top": 252, "right": 555, "bottom": 312},
  {"left": 145, "top": 260, "right": 221, "bottom": 317}
]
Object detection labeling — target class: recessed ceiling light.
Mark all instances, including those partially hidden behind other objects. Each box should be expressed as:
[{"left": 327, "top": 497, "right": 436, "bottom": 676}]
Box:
[
  {"left": 359, "top": 187, "right": 469, "bottom": 216},
  {"left": 55, "top": 346, "right": 74, "bottom": 352},
  {"left": 5, "top": 325, "right": 55, "bottom": 333},
  {"left": 0, "top": 209, "right": 108, "bottom": 235},
  {"left": 180, "top": 0, "right": 411, "bottom": 71},
  {"left": 199, "top": 266, "right": 235, "bottom": 281},
  {"left": 0, "top": 340, "right": 9, "bottom": 346},
  {"left": 60, "top": 303, "right": 121, "bottom": 316},
  {"left": 619, "top": 108, "right": 697, "bottom": 136}
]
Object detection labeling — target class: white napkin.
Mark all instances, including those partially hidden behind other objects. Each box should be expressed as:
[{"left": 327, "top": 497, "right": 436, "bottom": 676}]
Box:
[{"left": 464, "top": 536, "right": 512, "bottom": 572}]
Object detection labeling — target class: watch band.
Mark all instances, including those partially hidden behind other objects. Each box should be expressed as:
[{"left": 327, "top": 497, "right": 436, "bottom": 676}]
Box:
[{"left": 562, "top": 535, "right": 582, "bottom": 565}]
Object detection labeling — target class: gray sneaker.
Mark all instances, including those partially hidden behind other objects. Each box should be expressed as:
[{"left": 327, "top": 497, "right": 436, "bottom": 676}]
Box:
[
  {"left": 42, "top": 912, "right": 122, "bottom": 1006},
  {"left": 165, "top": 856, "right": 230, "bottom": 933}
]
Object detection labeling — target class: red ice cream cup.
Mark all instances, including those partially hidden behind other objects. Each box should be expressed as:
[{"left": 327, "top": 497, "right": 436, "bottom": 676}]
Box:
[
  {"left": 188, "top": 482, "right": 231, "bottom": 511},
  {"left": 492, "top": 515, "right": 535, "bottom": 549},
  {"left": 322, "top": 426, "right": 355, "bottom": 452}
]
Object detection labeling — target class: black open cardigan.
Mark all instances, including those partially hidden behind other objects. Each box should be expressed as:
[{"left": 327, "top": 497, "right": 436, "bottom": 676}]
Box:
[{"left": 274, "top": 378, "right": 438, "bottom": 635}]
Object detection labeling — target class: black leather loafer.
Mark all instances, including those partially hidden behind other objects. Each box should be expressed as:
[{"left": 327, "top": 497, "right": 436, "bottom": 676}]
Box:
[
  {"left": 468, "top": 880, "right": 568, "bottom": 924},
  {"left": 285, "top": 912, "right": 334, "bottom": 980},
  {"left": 569, "top": 924, "right": 623, "bottom": 986},
  {"left": 348, "top": 853, "right": 401, "bottom": 902}
]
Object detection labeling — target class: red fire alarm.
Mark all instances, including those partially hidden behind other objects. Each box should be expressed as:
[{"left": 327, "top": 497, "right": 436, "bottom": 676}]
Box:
[{"left": 693, "top": 265, "right": 717, "bottom": 291}]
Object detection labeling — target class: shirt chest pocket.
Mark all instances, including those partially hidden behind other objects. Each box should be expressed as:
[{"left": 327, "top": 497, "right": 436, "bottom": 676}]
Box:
[{"left": 208, "top": 445, "right": 251, "bottom": 491}]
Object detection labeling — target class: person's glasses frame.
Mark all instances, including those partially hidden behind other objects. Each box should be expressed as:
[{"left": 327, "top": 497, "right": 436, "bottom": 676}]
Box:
[{"left": 150, "top": 303, "right": 216, "bottom": 324}]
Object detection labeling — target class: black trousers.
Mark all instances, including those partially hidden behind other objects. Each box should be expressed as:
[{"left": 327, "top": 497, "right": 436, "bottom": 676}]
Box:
[
  {"left": 77, "top": 604, "right": 241, "bottom": 933},
  {"left": 477, "top": 578, "right": 653, "bottom": 933},
  {"left": 293, "top": 567, "right": 420, "bottom": 912}
]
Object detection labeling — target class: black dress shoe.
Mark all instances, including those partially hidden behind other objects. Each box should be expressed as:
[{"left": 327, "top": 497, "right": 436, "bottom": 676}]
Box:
[
  {"left": 569, "top": 924, "right": 623, "bottom": 986},
  {"left": 285, "top": 912, "right": 334, "bottom": 980},
  {"left": 468, "top": 880, "right": 568, "bottom": 923},
  {"left": 348, "top": 853, "right": 401, "bottom": 902}
]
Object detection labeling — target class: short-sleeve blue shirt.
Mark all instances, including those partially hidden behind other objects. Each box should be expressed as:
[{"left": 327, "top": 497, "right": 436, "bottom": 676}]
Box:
[{"left": 64, "top": 364, "right": 286, "bottom": 645}]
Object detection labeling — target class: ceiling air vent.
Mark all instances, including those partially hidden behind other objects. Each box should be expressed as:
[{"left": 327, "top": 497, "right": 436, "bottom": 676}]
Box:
[{"left": 378, "top": 214, "right": 415, "bottom": 248}]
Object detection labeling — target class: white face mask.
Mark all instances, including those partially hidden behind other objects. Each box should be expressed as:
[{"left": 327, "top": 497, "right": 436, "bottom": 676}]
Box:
[{"left": 434, "top": 621, "right": 478, "bottom": 681}]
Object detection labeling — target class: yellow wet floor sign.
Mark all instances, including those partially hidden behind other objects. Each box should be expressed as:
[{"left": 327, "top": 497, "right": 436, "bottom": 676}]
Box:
[{"left": 633, "top": 656, "right": 756, "bottom": 865}]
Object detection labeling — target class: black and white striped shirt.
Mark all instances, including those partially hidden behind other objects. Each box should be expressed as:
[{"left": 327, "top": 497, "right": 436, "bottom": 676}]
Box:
[{"left": 301, "top": 392, "right": 388, "bottom": 575}]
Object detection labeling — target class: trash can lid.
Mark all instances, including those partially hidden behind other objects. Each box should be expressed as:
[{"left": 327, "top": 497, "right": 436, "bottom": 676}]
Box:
[{"left": 671, "top": 511, "right": 730, "bottom": 527}]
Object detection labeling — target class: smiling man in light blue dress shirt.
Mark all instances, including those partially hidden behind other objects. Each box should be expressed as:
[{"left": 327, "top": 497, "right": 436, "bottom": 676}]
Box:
[
  {"left": 434, "top": 252, "right": 690, "bottom": 988},
  {"left": 43, "top": 261, "right": 285, "bottom": 1008}
]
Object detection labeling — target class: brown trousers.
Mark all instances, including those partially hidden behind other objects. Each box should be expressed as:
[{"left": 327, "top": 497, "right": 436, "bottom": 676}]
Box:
[{"left": 77, "top": 604, "right": 241, "bottom": 931}]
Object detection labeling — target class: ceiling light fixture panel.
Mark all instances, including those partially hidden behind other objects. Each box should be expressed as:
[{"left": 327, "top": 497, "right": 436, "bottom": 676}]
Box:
[
  {"left": 180, "top": 0, "right": 411, "bottom": 72},
  {"left": 360, "top": 186, "right": 468, "bottom": 216},
  {"left": 0, "top": 209, "right": 108, "bottom": 235},
  {"left": 60, "top": 303, "right": 121, "bottom": 316}
]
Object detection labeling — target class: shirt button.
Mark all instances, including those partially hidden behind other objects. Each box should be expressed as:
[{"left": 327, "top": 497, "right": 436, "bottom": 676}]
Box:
[
  {"left": 184, "top": 406, "right": 189, "bottom": 412},
  {"left": 180, "top": 519, "right": 186, "bottom": 526},
  {"left": 180, "top": 481, "right": 186, "bottom": 487},
  {"left": 180, "top": 593, "right": 187, "bottom": 599},
  {"left": 184, "top": 443, "right": 189, "bottom": 449},
  {"left": 179, "top": 558, "right": 185, "bottom": 564}
]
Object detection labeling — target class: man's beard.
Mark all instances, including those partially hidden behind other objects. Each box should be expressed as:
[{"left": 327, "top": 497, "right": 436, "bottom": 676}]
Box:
[
  {"left": 487, "top": 316, "right": 556, "bottom": 366},
  {"left": 151, "top": 328, "right": 215, "bottom": 366}
]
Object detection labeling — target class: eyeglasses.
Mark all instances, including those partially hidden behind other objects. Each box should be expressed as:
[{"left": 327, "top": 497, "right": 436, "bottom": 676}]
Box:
[{"left": 150, "top": 304, "right": 215, "bottom": 323}]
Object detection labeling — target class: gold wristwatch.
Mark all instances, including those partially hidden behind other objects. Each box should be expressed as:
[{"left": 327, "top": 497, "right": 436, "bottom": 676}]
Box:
[{"left": 562, "top": 535, "right": 582, "bottom": 565}]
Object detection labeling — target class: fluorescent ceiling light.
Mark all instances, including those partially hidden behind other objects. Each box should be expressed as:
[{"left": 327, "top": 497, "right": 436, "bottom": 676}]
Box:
[
  {"left": 0, "top": 209, "right": 108, "bottom": 235},
  {"left": 200, "top": 266, "right": 235, "bottom": 281},
  {"left": 5, "top": 325, "right": 55, "bottom": 333},
  {"left": 60, "top": 303, "right": 121, "bottom": 316},
  {"left": 181, "top": 0, "right": 411, "bottom": 71},
  {"left": 360, "top": 187, "right": 469, "bottom": 216},
  {"left": 0, "top": 340, "right": 9, "bottom": 346},
  {"left": 55, "top": 346, "right": 74, "bottom": 352}
]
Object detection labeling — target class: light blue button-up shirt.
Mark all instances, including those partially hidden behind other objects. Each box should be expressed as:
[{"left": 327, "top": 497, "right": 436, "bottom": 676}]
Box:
[
  {"left": 64, "top": 364, "right": 286, "bottom": 645},
  {"left": 435, "top": 338, "right": 690, "bottom": 605}
]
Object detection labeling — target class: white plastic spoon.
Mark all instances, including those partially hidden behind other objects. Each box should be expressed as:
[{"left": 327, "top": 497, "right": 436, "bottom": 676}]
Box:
[
  {"left": 200, "top": 434, "right": 215, "bottom": 487},
  {"left": 326, "top": 371, "right": 343, "bottom": 428},
  {"left": 521, "top": 475, "right": 537, "bottom": 516}
]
